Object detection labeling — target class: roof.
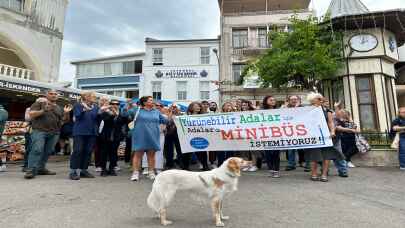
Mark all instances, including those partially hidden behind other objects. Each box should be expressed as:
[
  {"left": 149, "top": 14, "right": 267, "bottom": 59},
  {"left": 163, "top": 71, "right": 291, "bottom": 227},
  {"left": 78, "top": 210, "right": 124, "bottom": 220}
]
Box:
[
  {"left": 71, "top": 52, "right": 145, "bottom": 64},
  {"left": 327, "top": 0, "right": 369, "bottom": 19},
  {"left": 218, "top": 0, "right": 311, "bottom": 15},
  {"left": 323, "top": 9, "right": 405, "bottom": 47},
  {"left": 145, "top": 37, "right": 220, "bottom": 44}
]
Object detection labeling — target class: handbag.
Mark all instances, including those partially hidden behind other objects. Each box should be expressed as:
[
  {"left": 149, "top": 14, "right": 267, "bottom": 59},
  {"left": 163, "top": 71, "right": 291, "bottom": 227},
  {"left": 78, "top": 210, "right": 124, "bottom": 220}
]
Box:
[
  {"left": 355, "top": 134, "right": 371, "bottom": 154},
  {"left": 391, "top": 133, "right": 400, "bottom": 150},
  {"left": 127, "top": 108, "right": 140, "bottom": 130}
]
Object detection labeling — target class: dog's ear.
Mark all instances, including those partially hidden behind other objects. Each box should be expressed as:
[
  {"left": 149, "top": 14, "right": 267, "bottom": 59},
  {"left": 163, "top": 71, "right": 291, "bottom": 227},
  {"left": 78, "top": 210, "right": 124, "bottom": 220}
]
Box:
[{"left": 227, "top": 158, "right": 241, "bottom": 176}]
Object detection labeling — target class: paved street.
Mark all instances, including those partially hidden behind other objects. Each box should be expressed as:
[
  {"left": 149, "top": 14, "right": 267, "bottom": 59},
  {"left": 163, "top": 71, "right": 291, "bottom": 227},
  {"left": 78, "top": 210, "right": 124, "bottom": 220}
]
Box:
[{"left": 1, "top": 159, "right": 405, "bottom": 228}]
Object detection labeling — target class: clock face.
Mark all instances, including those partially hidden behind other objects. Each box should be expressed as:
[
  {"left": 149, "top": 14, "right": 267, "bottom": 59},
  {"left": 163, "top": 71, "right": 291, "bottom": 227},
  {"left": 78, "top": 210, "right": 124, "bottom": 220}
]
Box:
[{"left": 349, "top": 34, "right": 378, "bottom": 52}]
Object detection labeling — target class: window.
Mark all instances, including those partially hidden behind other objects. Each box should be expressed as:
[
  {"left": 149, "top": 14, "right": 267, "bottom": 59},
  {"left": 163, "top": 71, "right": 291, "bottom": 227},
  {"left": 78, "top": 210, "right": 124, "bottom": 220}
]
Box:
[
  {"left": 111, "top": 62, "right": 123, "bottom": 75},
  {"left": 232, "top": 29, "right": 248, "bottom": 49},
  {"left": 152, "top": 82, "right": 162, "bottom": 100},
  {"left": 152, "top": 48, "right": 163, "bottom": 65},
  {"left": 331, "top": 79, "right": 345, "bottom": 107},
  {"left": 200, "top": 47, "right": 210, "bottom": 64},
  {"left": 123, "top": 61, "right": 135, "bottom": 74},
  {"left": 200, "top": 81, "right": 210, "bottom": 100},
  {"left": 356, "top": 76, "right": 378, "bottom": 131},
  {"left": 232, "top": 64, "right": 246, "bottom": 83},
  {"left": 104, "top": 63, "right": 112, "bottom": 75},
  {"left": 176, "top": 81, "right": 187, "bottom": 100},
  {"left": 257, "top": 28, "right": 268, "bottom": 48},
  {"left": 135, "top": 60, "right": 143, "bottom": 74}
]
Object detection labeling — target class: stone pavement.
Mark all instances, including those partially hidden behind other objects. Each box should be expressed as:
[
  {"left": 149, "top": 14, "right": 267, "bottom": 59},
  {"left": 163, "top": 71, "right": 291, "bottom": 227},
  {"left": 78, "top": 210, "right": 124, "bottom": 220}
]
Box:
[{"left": 1, "top": 160, "right": 405, "bottom": 228}]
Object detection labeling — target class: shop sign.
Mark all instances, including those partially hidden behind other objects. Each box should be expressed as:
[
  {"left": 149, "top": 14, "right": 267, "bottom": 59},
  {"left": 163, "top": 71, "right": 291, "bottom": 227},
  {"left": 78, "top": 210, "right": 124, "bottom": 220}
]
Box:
[
  {"left": 155, "top": 69, "right": 208, "bottom": 79},
  {"left": 0, "top": 80, "right": 43, "bottom": 93}
]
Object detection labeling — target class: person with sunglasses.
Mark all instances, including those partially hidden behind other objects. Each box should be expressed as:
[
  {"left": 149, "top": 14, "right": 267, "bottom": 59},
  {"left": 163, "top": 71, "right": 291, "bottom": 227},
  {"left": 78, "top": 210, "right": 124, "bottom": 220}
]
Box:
[{"left": 98, "top": 100, "right": 130, "bottom": 177}]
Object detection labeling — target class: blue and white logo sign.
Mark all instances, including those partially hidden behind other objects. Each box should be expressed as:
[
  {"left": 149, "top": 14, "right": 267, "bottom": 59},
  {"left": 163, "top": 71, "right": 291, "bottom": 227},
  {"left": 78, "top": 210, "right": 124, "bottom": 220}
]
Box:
[{"left": 190, "top": 137, "right": 209, "bottom": 150}]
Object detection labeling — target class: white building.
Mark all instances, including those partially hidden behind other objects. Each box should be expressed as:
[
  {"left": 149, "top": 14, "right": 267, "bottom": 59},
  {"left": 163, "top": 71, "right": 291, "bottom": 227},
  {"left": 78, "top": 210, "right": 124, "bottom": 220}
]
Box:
[
  {"left": 72, "top": 53, "right": 144, "bottom": 99},
  {"left": 142, "top": 38, "right": 220, "bottom": 107},
  {"left": 0, "top": 0, "right": 68, "bottom": 82}
]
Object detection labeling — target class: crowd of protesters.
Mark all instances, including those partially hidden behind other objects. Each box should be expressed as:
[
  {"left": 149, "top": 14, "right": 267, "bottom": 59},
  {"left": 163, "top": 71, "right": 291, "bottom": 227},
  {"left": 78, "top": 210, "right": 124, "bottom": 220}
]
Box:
[{"left": 0, "top": 89, "right": 404, "bottom": 182}]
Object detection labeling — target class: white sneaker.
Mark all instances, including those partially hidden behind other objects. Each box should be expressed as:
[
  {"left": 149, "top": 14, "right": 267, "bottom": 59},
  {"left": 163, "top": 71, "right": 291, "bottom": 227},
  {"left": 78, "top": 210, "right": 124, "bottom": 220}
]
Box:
[
  {"left": 248, "top": 166, "right": 258, "bottom": 172},
  {"left": 347, "top": 162, "right": 356, "bottom": 168},
  {"left": 242, "top": 166, "right": 250, "bottom": 172},
  {"left": 400, "top": 167, "right": 405, "bottom": 171},
  {"left": 142, "top": 169, "right": 149, "bottom": 175},
  {"left": 156, "top": 169, "right": 162, "bottom": 175},
  {"left": 95, "top": 167, "right": 102, "bottom": 172},
  {"left": 0, "top": 165, "right": 6, "bottom": 172},
  {"left": 130, "top": 171, "right": 139, "bottom": 181},
  {"left": 148, "top": 173, "right": 156, "bottom": 180},
  {"left": 114, "top": 166, "right": 121, "bottom": 172}
]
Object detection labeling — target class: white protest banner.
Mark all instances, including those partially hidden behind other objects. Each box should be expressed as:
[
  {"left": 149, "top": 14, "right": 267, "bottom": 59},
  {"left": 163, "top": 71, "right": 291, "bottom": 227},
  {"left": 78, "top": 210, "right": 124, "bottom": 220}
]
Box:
[{"left": 174, "top": 106, "right": 333, "bottom": 153}]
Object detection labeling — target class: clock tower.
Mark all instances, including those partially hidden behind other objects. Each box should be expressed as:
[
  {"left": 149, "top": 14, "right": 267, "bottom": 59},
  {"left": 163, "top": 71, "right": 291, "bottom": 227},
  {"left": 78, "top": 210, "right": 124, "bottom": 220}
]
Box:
[{"left": 322, "top": 0, "right": 405, "bottom": 132}]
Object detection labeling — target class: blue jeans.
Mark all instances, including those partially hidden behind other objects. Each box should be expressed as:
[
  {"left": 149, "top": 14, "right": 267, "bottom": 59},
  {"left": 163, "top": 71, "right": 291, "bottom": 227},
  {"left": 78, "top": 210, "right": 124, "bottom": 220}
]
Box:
[
  {"left": 70, "top": 135, "right": 96, "bottom": 171},
  {"left": 399, "top": 137, "right": 405, "bottom": 168},
  {"left": 217, "top": 151, "right": 234, "bottom": 167},
  {"left": 24, "top": 132, "right": 32, "bottom": 168},
  {"left": 334, "top": 159, "right": 348, "bottom": 174},
  {"left": 287, "top": 150, "right": 296, "bottom": 167},
  {"left": 28, "top": 130, "right": 59, "bottom": 171}
]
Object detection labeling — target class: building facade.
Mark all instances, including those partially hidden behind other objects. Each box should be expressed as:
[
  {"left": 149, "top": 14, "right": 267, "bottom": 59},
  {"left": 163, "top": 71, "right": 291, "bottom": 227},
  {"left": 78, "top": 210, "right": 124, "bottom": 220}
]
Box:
[
  {"left": 142, "top": 38, "right": 220, "bottom": 107},
  {"left": 72, "top": 53, "right": 144, "bottom": 99},
  {"left": 0, "top": 0, "right": 68, "bottom": 82},
  {"left": 218, "top": 0, "right": 313, "bottom": 104}
]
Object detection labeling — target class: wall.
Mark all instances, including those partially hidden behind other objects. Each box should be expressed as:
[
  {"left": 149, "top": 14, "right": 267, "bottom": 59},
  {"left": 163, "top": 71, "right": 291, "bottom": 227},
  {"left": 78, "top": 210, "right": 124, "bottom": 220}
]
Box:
[
  {"left": 143, "top": 40, "right": 220, "bottom": 106},
  {"left": 0, "top": 0, "right": 68, "bottom": 82}
]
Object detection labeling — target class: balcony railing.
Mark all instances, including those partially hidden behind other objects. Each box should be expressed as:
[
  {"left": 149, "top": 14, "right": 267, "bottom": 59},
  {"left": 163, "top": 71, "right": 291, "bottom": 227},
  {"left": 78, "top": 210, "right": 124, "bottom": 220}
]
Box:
[
  {"left": 0, "top": 63, "right": 34, "bottom": 80},
  {"left": 0, "top": 0, "right": 23, "bottom": 12},
  {"left": 232, "top": 47, "right": 268, "bottom": 56}
]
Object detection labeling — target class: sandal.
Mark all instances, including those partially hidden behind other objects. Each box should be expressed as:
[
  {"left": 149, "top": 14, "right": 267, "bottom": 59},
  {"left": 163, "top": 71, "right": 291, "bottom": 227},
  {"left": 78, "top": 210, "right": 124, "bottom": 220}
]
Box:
[
  {"left": 320, "top": 176, "right": 328, "bottom": 182},
  {"left": 310, "top": 176, "right": 319, "bottom": 181}
]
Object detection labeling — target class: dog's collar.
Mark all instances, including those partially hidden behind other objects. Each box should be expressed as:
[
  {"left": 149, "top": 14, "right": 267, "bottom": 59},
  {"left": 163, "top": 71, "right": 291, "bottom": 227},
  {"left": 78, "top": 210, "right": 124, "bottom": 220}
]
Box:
[{"left": 225, "top": 171, "right": 237, "bottom": 178}]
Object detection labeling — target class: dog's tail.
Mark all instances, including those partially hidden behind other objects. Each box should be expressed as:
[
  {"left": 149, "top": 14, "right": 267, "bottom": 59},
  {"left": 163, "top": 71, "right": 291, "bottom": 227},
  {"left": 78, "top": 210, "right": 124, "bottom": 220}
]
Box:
[{"left": 147, "top": 181, "right": 161, "bottom": 213}]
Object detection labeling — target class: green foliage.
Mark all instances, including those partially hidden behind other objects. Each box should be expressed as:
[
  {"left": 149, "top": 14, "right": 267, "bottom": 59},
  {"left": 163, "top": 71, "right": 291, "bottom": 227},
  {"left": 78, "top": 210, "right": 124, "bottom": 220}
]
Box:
[{"left": 243, "top": 15, "right": 343, "bottom": 90}]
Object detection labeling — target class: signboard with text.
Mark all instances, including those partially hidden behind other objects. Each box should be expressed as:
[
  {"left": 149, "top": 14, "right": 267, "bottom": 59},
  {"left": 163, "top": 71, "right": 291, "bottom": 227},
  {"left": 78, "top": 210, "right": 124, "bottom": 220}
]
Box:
[{"left": 174, "top": 106, "right": 332, "bottom": 153}]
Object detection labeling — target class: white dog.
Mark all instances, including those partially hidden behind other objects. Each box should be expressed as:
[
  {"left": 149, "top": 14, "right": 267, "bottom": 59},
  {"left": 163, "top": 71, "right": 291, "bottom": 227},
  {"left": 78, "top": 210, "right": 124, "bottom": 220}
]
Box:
[{"left": 147, "top": 157, "right": 250, "bottom": 227}]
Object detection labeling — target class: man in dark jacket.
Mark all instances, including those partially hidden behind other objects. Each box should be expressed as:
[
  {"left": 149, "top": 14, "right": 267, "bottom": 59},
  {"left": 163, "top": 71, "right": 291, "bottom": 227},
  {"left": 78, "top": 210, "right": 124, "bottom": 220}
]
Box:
[{"left": 99, "top": 100, "right": 129, "bottom": 176}]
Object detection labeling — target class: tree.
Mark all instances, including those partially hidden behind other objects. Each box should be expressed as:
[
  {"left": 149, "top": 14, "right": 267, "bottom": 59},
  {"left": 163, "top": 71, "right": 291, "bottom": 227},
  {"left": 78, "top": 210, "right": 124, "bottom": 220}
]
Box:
[{"left": 242, "top": 15, "right": 343, "bottom": 90}]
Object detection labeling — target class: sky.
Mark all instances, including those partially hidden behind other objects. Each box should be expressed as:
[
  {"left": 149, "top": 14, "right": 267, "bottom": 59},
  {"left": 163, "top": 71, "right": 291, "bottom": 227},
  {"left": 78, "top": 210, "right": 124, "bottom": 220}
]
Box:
[{"left": 58, "top": 0, "right": 405, "bottom": 82}]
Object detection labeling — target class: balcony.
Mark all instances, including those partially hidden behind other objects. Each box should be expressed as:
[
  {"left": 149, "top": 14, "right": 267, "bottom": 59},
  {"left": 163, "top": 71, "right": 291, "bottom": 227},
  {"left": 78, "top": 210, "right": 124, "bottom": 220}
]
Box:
[
  {"left": 232, "top": 46, "right": 268, "bottom": 56},
  {"left": 0, "top": 63, "right": 34, "bottom": 80},
  {"left": 0, "top": 0, "right": 23, "bottom": 12}
]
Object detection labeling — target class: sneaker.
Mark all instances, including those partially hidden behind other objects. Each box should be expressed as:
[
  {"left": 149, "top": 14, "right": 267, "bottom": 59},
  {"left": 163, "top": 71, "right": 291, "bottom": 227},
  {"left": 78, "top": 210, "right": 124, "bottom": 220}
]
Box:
[
  {"left": 242, "top": 166, "right": 250, "bottom": 172},
  {"left": 272, "top": 171, "right": 280, "bottom": 178},
  {"left": 148, "top": 173, "right": 156, "bottom": 180},
  {"left": 80, "top": 170, "right": 95, "bottom": 178},
  {"left": 142, "top": 169, "right": 149, "bottom": 175},
  {"left": 0, "top": 165, "right": 6, "bottom": 172},
  {"left": 400, "top": 167, "right": 405, "bottom": 171},
  {"left": 347, "top": 162, "right": 356, "bottom": 168},
  {"left": 130, "top": 171, "right": 139, "bottom": 181},
  {"left": 114, "top": 166, "right": 121, "bottom": 172},
  {"left": 37, "top": 168, "right": 56, "bottom": 175},
  {"left": 24, "top": 170, "right": 35, "bottom": 179},
  {"left": 156, "top": 169, "right": 162, "bottom": 175},
  {"left": 247, "top": 166, "right": 258, "bottom": 172},
  {"left": 338, "top": 172, "right": 349, "bottom": 178},
  {"left": 100, "top": 170, "right": 108, "bottom": 177},
  {"left": 69, "top": 172, "right": 80, "bottom": 180},
  {"left": 108, "top": 170, "right": 117, "bottom": 176},
  {"left": 95, "top": 167, "right": 102, "bottom": 172},
  {"left": 285, "top": 166, "right": 296, "bottom": 171}
]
